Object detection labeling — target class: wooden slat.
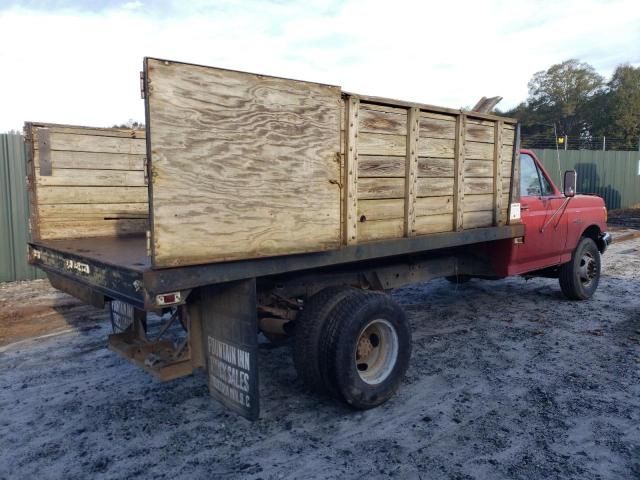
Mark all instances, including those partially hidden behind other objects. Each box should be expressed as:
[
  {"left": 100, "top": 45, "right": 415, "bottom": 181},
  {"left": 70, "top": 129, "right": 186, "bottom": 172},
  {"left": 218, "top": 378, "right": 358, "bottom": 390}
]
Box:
[
  {"left": 416, "top": 177, "right": 455, "bottom": 197},
  {"left": 358, "top": 178, "right": 404, "bottom": 199},
  {"left": 464, "top": 194, "right": 494, "bottom": 212},
  {"left": 465, "top": 141, "right": 494, "bottom": 160},
  {"left": 358, "top": 155, "right": 404, "bottom": 177},
  {"left": 463, "top": 160, "right": 494, "bottom": 178},
  {"left": 38, "top": 203, "right": 148, "bottom": 220},
  {"left": 30, "top": 122, "right": 145, "bottom": 139},
  {"left": 417, "top": 157, "right": 455, "bottom": 177},
  {"left": 358, "top": 198, "right": 404, "bottom": 221},
  {"left": 358, "top": 218, "right": 403, "bottom": 241},
  {"left": 358, "top": 132, "right": 406, "bottom": 156},
  {"left": 503, "top": 127, "right": 515, "bottom": 146},
  {"left": 463, "top": 210, "right": 493, "bottom": 229},
  {"left": 419, "top": 115, "right": 456, "bottom": 140},
  {"left": 502, "top": 176, "right": 512, "bottom": 193},
  {"left": 35, "top": 168, "right": 145, "bottom": 187},
  {"left": 415, "top": 196, "right": 453, "bottom": 215},
  {"left": 465, "top": 178, "right": 494, "bottom": 195},
  {"left": 494, "top": 120, "right": 504, "bottom": 225},
  {"left": 453, "top": 115, "right": 465, "bottom": 230},
  {"left": 34, "top": 150, "right": 145, "bottom": 170},
  {"left": 502, "top": 160, "right": 513, "bottom": 179},
  {"left": 414, "top": 213, "right": 453, "bottom": 235},
  {"left": 146, "top": 59, "right": 342, "bottom": 266},
  {"left": 465, "top": 122, "right": 495, "bottom": 144},
  {"left": 34, "top": 132, "right": 146, "bottom": 154},
  {"left": 345, "top": 97, "right": 360, "bottom": 244},
  {"left": 417, "top": 137, "right": 455, "bottom": 158},
  {"left": 39, "top": 219, "right": 148, "bottom": 240},
  {"left": 404, "top": 107, "right": 419, "bottom": 236},
  {"left": 37, "top": 186, "right": 148, "bottom": 204},
  {"left": 359, "top": 104, "right": 407, "bottom": 135}
]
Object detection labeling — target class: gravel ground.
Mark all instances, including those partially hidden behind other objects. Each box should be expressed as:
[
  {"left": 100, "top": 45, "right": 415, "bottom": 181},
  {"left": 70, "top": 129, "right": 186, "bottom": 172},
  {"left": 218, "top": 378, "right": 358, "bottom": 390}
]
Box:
[{"left": 0, "top": 235, "right": 639, "bottom": 480}]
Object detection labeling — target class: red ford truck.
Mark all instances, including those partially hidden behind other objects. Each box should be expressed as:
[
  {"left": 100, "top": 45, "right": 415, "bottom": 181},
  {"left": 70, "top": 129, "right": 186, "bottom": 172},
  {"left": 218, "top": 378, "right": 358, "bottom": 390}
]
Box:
[{"left": 25, "top": 58, "right": 610, "bottom": 419}]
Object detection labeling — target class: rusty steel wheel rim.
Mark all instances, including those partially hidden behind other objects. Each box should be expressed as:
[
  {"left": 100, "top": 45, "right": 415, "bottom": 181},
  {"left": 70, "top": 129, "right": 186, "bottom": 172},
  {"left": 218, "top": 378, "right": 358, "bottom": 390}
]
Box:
[
  {"left": 578, "top": 251, "right": 597, "bottom": 287},
  {"left": 355, "top": 319, "right": 399, "bottom": 385}
]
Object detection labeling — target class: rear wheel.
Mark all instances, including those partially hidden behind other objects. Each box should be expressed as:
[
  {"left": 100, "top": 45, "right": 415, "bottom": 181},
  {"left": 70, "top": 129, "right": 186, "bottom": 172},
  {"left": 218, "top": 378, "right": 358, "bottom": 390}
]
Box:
[
  {"left": 559, "top": 237, "right": 601, "bottom": 300},
  {"left": 321, "top": 291, "right": 411, "bottom": 409}
]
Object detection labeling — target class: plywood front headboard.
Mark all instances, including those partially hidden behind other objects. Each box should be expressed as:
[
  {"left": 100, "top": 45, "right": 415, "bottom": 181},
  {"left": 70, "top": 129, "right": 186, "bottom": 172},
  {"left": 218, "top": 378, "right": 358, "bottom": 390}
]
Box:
[{"left": 25, "top": 122, "right": 149, "bottom": 240}]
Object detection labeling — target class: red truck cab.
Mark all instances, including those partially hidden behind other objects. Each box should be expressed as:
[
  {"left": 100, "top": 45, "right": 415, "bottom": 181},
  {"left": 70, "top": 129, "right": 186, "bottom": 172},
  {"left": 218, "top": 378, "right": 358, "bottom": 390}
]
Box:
[{"left": 489, "top": 149, "right": 611, "bottom": 299}]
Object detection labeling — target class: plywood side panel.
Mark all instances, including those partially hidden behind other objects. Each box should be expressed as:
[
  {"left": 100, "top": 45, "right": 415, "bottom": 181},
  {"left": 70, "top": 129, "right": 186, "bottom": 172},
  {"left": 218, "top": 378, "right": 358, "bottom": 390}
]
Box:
[
  {"left": 465, "top": 141, "right": 494, "bottom": 160},
  {"left": 358, "top": 178, "right": 405, "bottom": 200},
  {"left": 464, "top": 194, "right": 494, "bottom": 212},
  {"left": 358, "top": 218, "right": 403, "bottom": 242},
  {"left": 463, "top": 210, "right": 493, "bottom": 229},
  {"left": 415, "top": 196, "right": 453, "bottom": 215},
  {"left": 359, "top": 104, "right": 407, "bottom": 135},
  {"left": 463, "top": 160, "right": 494, "bottom": 178},
  {"left": 358, "top": 132, "right": 406, "bottom": 156},
  {"left": 419, "top": 115, "right": 456, "bottom": 140},
  {"left": 31, "top": 123, "right": 145, "bottom": 139},
  {"left": 358, "top": 198, "right": 404, "bottom": 221},
  {"left": 416, "top": 177, "right": 455, "bottom": 197},
  {"left": 464, "top": 178, "right": 494, "bottom": 195},
  {"left": 358, "top": 155, "right": 405, "bottom": 177},
  {"left": 465, "top": 122, "right": 495, "bottom": 144},
  {"left": 417, "top": 137, "right": 455, "bottom": 158},
  {"left": 417, "top": 157, "right": 455, "bottom": 177},
  {"left": 146, "top": 59, "right": 342, "bottom": 266},
  {"left": 38, "top": 203, "right": 148, "bottom": 220}
]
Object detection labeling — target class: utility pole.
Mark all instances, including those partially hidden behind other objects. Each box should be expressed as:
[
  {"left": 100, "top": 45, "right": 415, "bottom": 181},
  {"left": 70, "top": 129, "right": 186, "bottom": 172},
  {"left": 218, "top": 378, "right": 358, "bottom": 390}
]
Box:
[
  {"left": 602, "top": 136, "right": 606, "bottom": 151},
  {"left": 564, "top": 135, "right": 568, "bottom": 150}
]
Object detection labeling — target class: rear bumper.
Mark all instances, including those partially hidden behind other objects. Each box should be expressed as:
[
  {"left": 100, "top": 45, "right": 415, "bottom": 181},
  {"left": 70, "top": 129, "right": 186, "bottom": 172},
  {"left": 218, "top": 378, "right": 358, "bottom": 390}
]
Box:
[{"left": 599, "top": 232, "right": 612, "bottom": 253}]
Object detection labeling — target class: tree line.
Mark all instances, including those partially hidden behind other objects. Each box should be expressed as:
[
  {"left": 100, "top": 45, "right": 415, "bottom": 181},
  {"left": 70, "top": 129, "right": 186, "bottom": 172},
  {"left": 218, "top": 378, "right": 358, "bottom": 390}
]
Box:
[{"left": 501, "top": 59, "right": 640, "bottom": 150}]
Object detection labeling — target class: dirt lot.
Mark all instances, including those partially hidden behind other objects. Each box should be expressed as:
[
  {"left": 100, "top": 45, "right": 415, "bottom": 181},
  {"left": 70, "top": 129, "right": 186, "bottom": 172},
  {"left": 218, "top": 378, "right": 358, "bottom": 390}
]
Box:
[{"left": 1, "top": 233, "right": 639, "bottom": 480}]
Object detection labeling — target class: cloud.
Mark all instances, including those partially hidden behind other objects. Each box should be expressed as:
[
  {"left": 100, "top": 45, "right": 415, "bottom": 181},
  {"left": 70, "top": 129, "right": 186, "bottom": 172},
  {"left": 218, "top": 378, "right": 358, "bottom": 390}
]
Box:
[{"left": 0, "top": 0, "right": 638, "bottom": 131}]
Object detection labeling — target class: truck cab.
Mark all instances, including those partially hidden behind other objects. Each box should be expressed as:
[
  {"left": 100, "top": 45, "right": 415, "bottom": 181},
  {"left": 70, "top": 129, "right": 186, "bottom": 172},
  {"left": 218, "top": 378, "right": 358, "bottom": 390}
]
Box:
[{"left": 496, "top": 149, "right": 611, "bottom": 299}]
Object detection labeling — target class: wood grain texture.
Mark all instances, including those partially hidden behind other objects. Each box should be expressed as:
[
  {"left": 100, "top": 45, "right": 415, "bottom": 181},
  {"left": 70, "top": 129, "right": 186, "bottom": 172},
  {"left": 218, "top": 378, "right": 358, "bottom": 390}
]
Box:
[
  {"left": 358, "top": 155, "right": 404, "bottom": 177},
  {"left": 453, "top": 115, "right": 465, "bottom": 230},
  {"left": 463, "top": 160, "right": 494, "bottom": 178},
  {"left": 30, "top": 123, "right": 145, "bottom": 139},
  {"left": 463, "top": 210, "right": 493, "bottom": 229},
  {"left": 464, "top": 194, "right": 494, "bottom": 212},
  {"left": 419, "top": 115, "right": 456, "bottom": 140},
  {"left": 465, "top": 141, "right": 494, "bottom": 160},
  {"left": 358, "top": 198, "right": 404, "bottom": 221},
  {"left": 404, "top": 107, "right": 419, "bottom": 236},
  {"left": 38, "top": 203, "right": 148, "bottom": 220},
  {"left": 37, "top": 186, "right": 148, "bottom": 205},
  {"left": 34, "top": 150, "right": 145, "bottom": 170},
  {"left": 35, "top": 168, "right": 145, "bottom": 187},
  {"left": 503, "top": 127, "right": 515, "bottom": 146},
  {"left": 358, "top": 217, "right": 403, "bottom": 242},
  {"left": 34, "top": 132, "right": 146, "bottom": 154},
  {"left": 465, "top": 178, "right": 494, "bottom": 195},
  {"left": 417, "top": 177, "right": 455, "bottom": 197},
  {"left": 39, "top": 219, "right": 148, "bottom": 240},
  {"left": 345, "top": 97, "right": 360, "bottom": 244},
  {"left": 494, "top": 121, "right": 504, "bottom": 225},
  {"left": 358, "top": 178, "right": 404, "bottom": 199},
  {"left": 465, "top": 121, "right": 495, "bottom": 144},
  {"left": 146, "top": 59, "right": 342, "bottom": 266},
  {"left": 415, "top": 196, "right": 453, "bottom": 215},
  {"left": 417, "top": 137, "right": 455, "bottom": 158},
  {"left": 358, "top": 132, "right": 406, "bottom": 156},
  {"left": 417, "top": 157, "right": 454, "bottom": 177},
  {"left": 414, "top": 213, "right": 453, "bottom": 234},
  {"left": 359, "top": 104, "right": 407, "bottom": 135}
]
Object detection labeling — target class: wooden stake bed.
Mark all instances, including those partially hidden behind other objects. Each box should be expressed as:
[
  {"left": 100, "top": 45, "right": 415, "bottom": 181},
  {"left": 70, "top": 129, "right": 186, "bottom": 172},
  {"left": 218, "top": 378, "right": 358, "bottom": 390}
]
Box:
[{"left": 26, "top": 58, "right": 520, "bottom": 270}]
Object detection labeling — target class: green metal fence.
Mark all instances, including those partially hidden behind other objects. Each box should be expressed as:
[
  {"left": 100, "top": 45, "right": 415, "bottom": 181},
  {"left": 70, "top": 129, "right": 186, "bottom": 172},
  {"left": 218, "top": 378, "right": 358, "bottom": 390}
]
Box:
[
  {"left": 533, "top": 149, "right": 640, "bottom": 211},
  {"left": 0, "top": 133, "right": 45, "bottom": 282}
]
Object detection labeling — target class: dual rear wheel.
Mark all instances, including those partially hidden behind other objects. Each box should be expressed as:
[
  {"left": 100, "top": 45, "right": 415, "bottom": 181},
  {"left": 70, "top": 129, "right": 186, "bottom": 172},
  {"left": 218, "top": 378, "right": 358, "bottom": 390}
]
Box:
[{"left": 293, "top": 287, "right": 411, "bottom": 409}]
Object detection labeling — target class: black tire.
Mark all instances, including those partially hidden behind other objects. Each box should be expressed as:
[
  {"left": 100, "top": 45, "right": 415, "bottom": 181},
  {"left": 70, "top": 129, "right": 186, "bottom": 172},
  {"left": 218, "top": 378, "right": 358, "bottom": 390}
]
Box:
[
  {"left": 321, "top": 291, "right": 411, "bottom": 409},
  {"left": 559, "top": 237, "right": 601, "bottom": 300},
  {"left": 445, "top": 275, "right": 471, "bottom": 284},
  {"left": 293, "top": 286, "right": 367, "bottom": 393}
]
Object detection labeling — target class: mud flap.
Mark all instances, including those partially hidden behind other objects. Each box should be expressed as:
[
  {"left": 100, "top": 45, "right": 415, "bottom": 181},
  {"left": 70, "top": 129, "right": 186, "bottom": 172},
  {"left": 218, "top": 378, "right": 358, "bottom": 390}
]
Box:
[{"left": 199, "top": 278, "right": 259, "bottom": 420}]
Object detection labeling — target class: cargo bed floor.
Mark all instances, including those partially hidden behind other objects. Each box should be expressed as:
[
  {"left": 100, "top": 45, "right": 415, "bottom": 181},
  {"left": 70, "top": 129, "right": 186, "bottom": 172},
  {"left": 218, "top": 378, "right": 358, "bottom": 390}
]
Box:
[{"left": 33, "top": 235, "right": 150, "bottom": 272}]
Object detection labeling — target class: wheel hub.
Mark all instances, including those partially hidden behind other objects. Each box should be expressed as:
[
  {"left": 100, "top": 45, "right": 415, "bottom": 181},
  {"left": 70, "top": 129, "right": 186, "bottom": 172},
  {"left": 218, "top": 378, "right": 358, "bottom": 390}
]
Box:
[
  {"left": 578, "top": 252, "right": 597, "bottom": 286},
  {"left": 354, "top": 319, "right": 399, "bottom": 385}
]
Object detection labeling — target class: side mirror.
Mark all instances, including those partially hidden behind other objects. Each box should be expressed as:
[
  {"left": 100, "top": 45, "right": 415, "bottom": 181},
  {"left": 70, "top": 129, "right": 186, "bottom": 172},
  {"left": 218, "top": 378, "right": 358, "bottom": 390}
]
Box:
[{"left": 563, "top": 170, "right": 576, "bottom": 197}]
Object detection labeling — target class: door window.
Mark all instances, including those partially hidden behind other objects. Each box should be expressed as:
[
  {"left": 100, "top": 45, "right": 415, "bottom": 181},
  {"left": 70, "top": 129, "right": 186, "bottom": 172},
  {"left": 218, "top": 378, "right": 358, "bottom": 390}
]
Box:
[{"left": 520, "top": 154, "right": 542, "bottom": 196}]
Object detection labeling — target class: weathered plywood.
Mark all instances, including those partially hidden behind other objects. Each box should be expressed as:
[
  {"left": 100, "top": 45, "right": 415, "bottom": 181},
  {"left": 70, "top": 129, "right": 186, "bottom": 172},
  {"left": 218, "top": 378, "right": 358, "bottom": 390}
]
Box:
[
  {"left": 38, "top": 203, "right": 148, "bottom": 220},
  {"left": 415, "top": 196, "right": 453, "bottom": 215},
  {"left": 464, "top": 194, "right": 494, "bottom": 212},
  {"left": 419, "top": 114, "right": 456, "bottom": 140},
  {"left": 145, "top": 59, "right": 342, "bottom": 266},
  {"left": 416, "top": 177, "right": 455, "bottom": 197},
  {"left": 463, "top": 160, "right": 494, "bottom": 178},
  {"left": 30, "top": 123, "right": 145, "bottom": 139},
  {"left": 358, "top": 198, "right": 404, "bottom": 221},
  {"left": 417, "top": 137, "right": 456, "bottom": 158},
  {"left": 358, "top": 132, "right": 406, "bottom": 156},
  {"left": 465, "top": 141, "right": 494, "bottom": 160},
  {"left": 359, "top": 104, "right": 407, "bottom": 135},
  {"left": 465, "top": 121, "right": 495, "bottom": 144},
  {"left": 465, "top": 178, "right": 494, "bottom": 195}
]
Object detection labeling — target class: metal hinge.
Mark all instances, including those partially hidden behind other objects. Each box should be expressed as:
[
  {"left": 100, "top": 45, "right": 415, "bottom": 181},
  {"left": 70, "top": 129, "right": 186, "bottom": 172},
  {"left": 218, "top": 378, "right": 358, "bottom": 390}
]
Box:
[{"left": 140, "top": 71, "right": 145, "bottom": 100}]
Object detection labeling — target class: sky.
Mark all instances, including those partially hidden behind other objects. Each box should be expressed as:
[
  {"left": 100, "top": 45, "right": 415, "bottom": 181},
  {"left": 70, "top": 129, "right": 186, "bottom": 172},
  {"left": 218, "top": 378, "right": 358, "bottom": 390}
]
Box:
[{"left": 0, "top": 0, "right": 639, "bottom": 131}]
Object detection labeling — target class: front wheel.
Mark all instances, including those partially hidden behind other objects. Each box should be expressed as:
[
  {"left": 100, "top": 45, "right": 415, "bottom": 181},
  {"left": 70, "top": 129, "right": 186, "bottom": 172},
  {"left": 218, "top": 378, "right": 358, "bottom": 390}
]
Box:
[{"left": 558, "top": 237, "right": 601, "bottom": 300}]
